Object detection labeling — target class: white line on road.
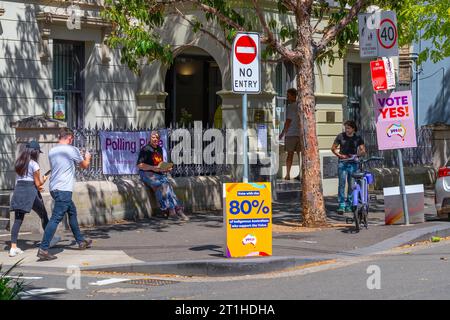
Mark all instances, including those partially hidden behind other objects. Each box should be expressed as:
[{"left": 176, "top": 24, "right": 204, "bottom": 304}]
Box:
[
  {"left": 20, "top": 288, "right": 66, "bottom": 296},
  {"left": 89, "top": 278, "right": 130, "bottom": 286},
  {"left": 0, "top": 232, "right": 32, "bottom": 237},
  {"left": 5, "top": 276, "right": 43, "bottom": 280}
]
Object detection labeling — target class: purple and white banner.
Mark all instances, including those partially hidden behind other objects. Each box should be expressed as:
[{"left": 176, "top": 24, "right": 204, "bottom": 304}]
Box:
[{"left": 99, "top": 130, "right": 168, "bottom": 175}]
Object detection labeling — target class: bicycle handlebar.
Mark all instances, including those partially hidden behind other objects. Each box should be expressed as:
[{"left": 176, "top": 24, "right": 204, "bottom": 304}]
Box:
[{"left": 340, "top": 156, "right": 384, "bottom": 163}]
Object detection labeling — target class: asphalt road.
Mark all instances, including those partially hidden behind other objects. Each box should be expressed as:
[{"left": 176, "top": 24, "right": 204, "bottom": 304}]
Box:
[{"left": 6, "top": 238, "right": 450, "bottom": 301}]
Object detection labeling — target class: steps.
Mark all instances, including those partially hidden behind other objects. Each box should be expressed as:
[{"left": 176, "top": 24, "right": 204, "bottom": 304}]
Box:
[
  {"left": 0, "top": 191, "right": 11, "bottom": 231},
  {"left": 274, "top": 180, "right": 302, "bottom": 202}
]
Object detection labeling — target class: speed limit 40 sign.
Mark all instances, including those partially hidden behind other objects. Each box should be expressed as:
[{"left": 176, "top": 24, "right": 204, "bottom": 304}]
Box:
[{"left": 358, "top": 10, "right": 399, "bottom": 58}]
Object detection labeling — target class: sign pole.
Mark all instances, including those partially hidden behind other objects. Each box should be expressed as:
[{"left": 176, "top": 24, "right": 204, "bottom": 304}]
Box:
[
  {"left": 243, "top": 93, "right": 248, "bottom": 183},
  {"left": 397, "top": 149, "right": 410, "bottom": 225}
]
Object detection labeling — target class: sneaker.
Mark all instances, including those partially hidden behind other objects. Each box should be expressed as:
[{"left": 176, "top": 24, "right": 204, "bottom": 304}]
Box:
[
  {"left": 167, "top": 212, "right": 181, "bottom": 221},
  {"left": 9, "top": 248, "right": 24, "bottom": 257},
  {"left": 337, "top": 205, "right": 345, "bottom": 215},
  {"left": 176, "top": 211, "right": 190, "bottom": 221},
  {"left": 78, "top": 239, "right": 92, "bottom": 250},
  {"left": 345, "top": 205, "right": 353, "bottom": 213},
  {"left": 49, "top": 235, "right": 61, "bottom": 249},
  {"left": 37, "top": 248, "right": 57, "bottom": 261}
]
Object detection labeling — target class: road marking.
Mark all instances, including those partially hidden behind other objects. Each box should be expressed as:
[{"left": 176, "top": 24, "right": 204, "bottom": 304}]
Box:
[
  {"left": 0, "top": 232, "right": 32, "bottom": 237},
  {"left": 20, "top": 288, "right": 66, "bottom": 296},
  {"left": 89, "top": 278, "right": 130, "bottom": 286},
  {"left": 5, "top": 276, "right": 43, "bottom": 280}
]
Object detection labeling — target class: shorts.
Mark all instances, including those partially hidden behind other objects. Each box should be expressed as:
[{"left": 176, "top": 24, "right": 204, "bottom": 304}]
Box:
[{"left": 285, "top": 136, "right": 301, "bottom": 152}]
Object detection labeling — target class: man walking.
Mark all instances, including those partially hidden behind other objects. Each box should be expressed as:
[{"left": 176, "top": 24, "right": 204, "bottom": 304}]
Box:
[
  {"left": 279, "top": 88, "right": 301, "bottom": 180},
  {"left": 37, "top": 128, "right": 92, "bottom": 261}
]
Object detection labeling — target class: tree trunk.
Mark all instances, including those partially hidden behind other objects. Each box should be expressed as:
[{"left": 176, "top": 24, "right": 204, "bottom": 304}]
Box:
[{"left": 295, "top": 15, "right": 327, "bottom": 227}]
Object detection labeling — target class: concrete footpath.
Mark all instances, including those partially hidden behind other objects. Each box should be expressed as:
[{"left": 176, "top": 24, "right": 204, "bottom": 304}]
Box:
[{"left": 1, "top": 189, "right": 450, "bottom": 277}]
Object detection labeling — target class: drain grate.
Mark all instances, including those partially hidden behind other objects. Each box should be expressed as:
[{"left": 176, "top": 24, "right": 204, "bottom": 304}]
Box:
[{"left": 124, "top": 279, "right": 180, "bottom": 286}]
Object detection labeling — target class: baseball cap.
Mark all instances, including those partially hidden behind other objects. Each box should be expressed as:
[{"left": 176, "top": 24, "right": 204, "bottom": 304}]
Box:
[{"left": 26, "top": 140, "right": 43, "bottom": 153}]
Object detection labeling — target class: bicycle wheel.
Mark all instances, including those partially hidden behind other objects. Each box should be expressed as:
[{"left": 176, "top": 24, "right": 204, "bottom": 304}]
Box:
[{"left": 353, "top": 206, "right": 360, "bottom": 231}]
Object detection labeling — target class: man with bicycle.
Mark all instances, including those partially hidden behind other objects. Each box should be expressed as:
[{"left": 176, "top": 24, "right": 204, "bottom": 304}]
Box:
[{"left": 331, "top": 120, "right": 366, "bottom": 215}]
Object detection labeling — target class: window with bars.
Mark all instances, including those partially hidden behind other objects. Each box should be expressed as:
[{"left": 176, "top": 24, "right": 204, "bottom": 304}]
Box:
[{"left": 52, "top": 40, "right": 85, "bottom": 128}]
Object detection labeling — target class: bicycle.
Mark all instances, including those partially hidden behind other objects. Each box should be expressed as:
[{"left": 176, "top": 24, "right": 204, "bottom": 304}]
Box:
[{"left": 341, "top": 156, "right": 384, "bottom": 231}]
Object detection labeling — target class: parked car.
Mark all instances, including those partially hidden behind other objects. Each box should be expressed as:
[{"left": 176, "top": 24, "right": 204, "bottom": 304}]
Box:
[{"left": 435, "top": 159, "right": 450, "bottom": 219}]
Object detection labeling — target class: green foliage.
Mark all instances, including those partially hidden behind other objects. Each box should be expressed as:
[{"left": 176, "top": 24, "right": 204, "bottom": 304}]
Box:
[
  {"left": 102, "top": 0, "right": 450, "bottom": 72},
  {"left": 397, "top": 0, "right": 450, "bottom": 64},
  {"left": 101, "top": 0, "right": 173, "bottom": 74},
  {"left": 0, "top": 260, "right": 25, "bottom": 300}
]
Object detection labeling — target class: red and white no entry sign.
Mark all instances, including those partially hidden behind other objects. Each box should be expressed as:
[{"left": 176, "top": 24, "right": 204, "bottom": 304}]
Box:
[
  {"left": 234, "top": 35, "right": 257, "bottom": 65},
  {"left": 232, "top": 32, "right": 260, "bottom": 94}
]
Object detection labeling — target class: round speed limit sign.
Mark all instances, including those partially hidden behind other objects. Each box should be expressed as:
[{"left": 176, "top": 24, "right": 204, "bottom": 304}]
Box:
[{"left": 377, "top": 18, "right": 397, "bottom": 49}]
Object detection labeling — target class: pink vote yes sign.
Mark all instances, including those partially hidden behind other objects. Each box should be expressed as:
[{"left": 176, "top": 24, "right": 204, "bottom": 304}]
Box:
[{"left": 373, "top": 90, "right": 417, "bottom": 150}]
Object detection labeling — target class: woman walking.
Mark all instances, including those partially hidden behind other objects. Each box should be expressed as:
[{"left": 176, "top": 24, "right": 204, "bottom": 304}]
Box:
[
  {"left": 137, "top": 131, "right": 189, "bottom": 221},
  {"left": 9, "top": 140, "right": 59, "bottom": 257}
]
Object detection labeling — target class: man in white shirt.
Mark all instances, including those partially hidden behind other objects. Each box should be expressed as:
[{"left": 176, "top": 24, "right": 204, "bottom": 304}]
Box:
[
  {"left": 37, "top": 128, "right": 92, "bottom": 261},
  {"left": 279, "top": 88, "right": 301, "bottom": 180}
]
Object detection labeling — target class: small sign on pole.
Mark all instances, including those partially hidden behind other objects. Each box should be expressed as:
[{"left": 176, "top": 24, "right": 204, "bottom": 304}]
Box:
[
  {"left": 373, "top": 90, "right": 417, "bottom": 150},
  {"left": 370, "top": 57, "right": 396, "bottom": 91},
  {"left": 232, "top": 33, "right": 261, "bottom": 94},
  {"left": 358, "top": 10, "right": 399, "bottom": 58}
]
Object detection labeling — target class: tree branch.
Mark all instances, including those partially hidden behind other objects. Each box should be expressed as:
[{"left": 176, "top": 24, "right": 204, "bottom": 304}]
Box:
[
  {"left": 314, "top": 0, "right": 368, "bottom": 56},
  {"left": 251, "top": 0, "right": 297, "bottom": 61},
  {"left": 162, "top": 0, "right": 247, "bottom": 32}
]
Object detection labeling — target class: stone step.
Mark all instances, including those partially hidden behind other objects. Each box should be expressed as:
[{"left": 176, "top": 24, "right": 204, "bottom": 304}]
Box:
[
  {"left": 0, "top": 217, "right": 9, "bottom": 231},
  {"left": 275, "top": 180, "right": 302, "bottom": 191},
  {"left": 0, "top": 191, "right": 11, "bottom": 206},
  {"left": 0, "top": 205, "right": 10, "bottom": 219},
  {"left": 275, "top": 190, "right": 301, "bottom": 202}
]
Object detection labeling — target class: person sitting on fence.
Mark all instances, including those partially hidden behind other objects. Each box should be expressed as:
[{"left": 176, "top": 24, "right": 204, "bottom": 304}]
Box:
[{"left": 137, "top": 131, "right": 189, "bottom": 221}]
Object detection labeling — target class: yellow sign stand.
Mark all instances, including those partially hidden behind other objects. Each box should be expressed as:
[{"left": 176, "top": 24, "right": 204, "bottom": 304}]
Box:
[{"left": 223, "top": 182, "right": 272, "bottom": 258}]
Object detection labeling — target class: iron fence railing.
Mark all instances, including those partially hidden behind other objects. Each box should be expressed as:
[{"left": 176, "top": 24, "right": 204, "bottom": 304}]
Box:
[
  {"left": 72, "top": 124, "right": 237, "bottom": 181},
  {"left": 358, "top": 127, "right": 433, "bottom": 168}
]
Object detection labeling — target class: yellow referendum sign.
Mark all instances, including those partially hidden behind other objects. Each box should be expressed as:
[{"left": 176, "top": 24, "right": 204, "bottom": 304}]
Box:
[{"left": 223, "top": 182, "right": 272, "bottom": 258}]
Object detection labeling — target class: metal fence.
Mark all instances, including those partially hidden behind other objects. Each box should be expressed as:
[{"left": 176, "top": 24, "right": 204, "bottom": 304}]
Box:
[
  {"left": 359, "top": 127, "right": 433, "bottom": 168},
  {"left": 72, "top": 124, "right": 234, "bottom": 181}
]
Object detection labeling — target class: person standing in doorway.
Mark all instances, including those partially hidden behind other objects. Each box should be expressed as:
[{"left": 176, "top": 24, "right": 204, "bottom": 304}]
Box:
[
  {"left": 331, "top": 120, "right": 366, "bottom": 214},
  {"left": 279, "top": 88, "right": 301, "bottom": 180},
  {"left": 9, "top": 141, "right": 60, "bottom": 257},
  {"left": 37, "top": 128, "right": 92, "bottom": 261}
]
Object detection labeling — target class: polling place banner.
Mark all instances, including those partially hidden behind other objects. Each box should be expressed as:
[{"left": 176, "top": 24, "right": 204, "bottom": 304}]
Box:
[
  {"left": 99, "top": 130, "right": 168, "bottom": 175},
  {"left": 373, "top": 90, "right": 417, "bottom": 150}
]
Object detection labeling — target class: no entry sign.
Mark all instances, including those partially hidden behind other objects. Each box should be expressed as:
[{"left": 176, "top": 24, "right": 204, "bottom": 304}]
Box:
[{"left": 232, "top": 32, "right": 261, "bottom": 94}]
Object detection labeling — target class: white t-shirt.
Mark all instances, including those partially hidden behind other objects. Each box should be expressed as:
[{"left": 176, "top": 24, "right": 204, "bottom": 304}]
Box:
[
  {"left": 16, "top": 160, "right": 40, "bottom": 182},
  {"left": 286, "top": 102, "right": 301, "bottom": 137}
]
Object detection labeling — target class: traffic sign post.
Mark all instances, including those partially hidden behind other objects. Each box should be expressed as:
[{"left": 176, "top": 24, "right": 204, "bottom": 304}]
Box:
[
  {"left": 232, "top": 32, "right": 261, "bottom": 183},
  {"left": 358, "top": 10, "right": 399, "bottom": 58}
]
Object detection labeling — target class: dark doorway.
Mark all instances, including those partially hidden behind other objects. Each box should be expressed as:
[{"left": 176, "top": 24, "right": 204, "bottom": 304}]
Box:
[
  {"left": 165, "top": 53, "right": 222, "bottom": 127},
  {"left": 52, "top": 40, "right": 85, "bottom": 128},
  {"left": 346, "top": 63, "right": 362, "bottom": 129}
]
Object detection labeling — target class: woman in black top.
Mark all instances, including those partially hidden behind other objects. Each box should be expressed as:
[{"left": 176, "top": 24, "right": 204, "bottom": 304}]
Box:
[{"left": 137, "top": 131, "right": 189, "bottom": 221}]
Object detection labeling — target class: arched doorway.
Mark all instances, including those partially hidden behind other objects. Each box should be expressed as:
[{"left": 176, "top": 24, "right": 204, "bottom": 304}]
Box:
[{"left": 165, "top": 47, "right": 222, "bottom": 127}]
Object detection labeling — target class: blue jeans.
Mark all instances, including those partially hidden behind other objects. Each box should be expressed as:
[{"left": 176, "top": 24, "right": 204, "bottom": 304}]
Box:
[
  {"left": 40, "top": 191, "right": 85, "bottom": 251},
  {"left": 338, "top": 161, "right": 358, "bottom": 207}
]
